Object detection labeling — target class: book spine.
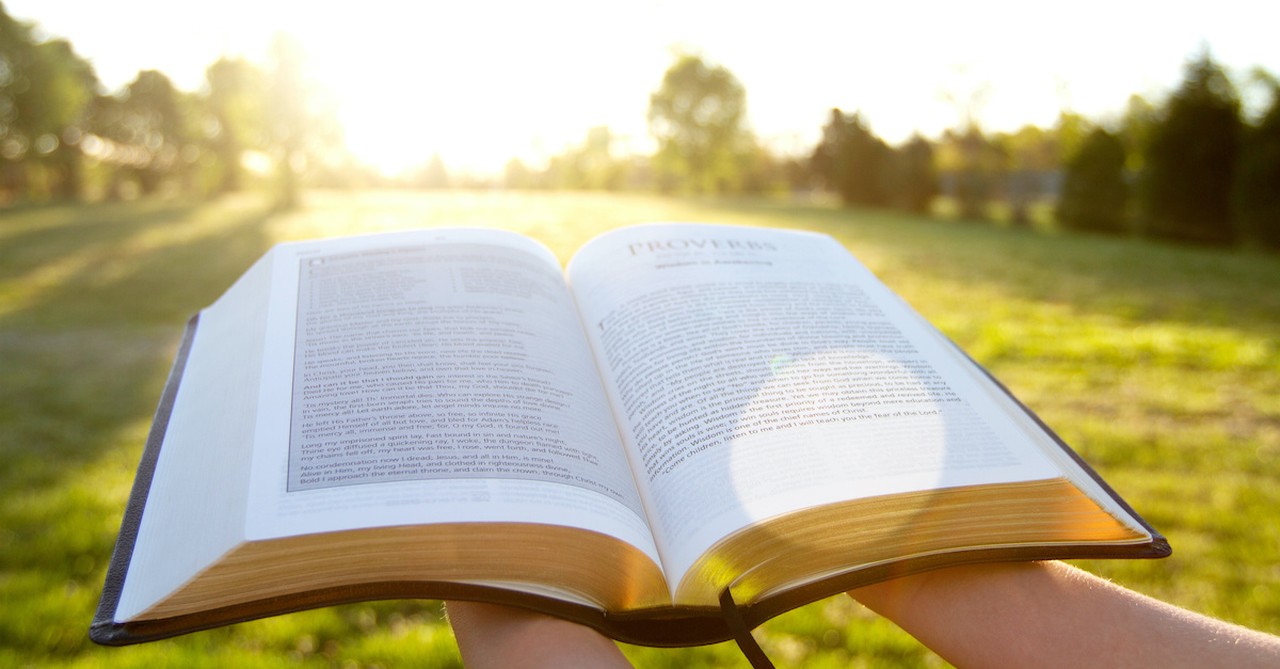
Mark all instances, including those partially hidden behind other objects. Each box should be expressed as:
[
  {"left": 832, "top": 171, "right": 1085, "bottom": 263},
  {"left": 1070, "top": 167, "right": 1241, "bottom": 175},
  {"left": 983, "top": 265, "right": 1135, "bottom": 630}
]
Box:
[{"left": 90, "top": 313, "right": 202, "bottom": 645}]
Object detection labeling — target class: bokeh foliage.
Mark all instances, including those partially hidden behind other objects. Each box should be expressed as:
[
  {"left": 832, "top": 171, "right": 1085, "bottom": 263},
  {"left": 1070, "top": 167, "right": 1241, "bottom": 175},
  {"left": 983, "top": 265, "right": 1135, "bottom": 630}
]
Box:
[
  {"left": 1056, "top": 128, "right": 1129, "bottom": 234},
  {"left": 1140, "top": 52, "right": 1243, "bottom": 245},
  {"left": 647, "top": 53, "right": 750, "bottom": 194}
]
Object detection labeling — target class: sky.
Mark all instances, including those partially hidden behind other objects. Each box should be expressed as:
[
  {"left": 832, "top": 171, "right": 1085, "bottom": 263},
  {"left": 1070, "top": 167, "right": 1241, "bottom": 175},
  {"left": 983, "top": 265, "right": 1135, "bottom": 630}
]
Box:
[{"left": 8, "top": 0, "right": 1280, "bottom": 176}]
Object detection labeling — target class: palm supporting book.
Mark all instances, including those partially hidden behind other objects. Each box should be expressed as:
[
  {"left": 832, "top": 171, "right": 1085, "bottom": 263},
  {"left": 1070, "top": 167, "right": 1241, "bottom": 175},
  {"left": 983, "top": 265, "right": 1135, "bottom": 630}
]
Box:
[{"left": 92, "top": 223, "right": 1168, "bottom": 648}]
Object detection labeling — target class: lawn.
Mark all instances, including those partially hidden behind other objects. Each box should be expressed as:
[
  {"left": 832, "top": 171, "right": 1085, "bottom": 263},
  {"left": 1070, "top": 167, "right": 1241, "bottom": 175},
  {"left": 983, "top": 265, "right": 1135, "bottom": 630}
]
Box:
[{"left": 2, "top": 190, "right": 1277, "bottom": 668}]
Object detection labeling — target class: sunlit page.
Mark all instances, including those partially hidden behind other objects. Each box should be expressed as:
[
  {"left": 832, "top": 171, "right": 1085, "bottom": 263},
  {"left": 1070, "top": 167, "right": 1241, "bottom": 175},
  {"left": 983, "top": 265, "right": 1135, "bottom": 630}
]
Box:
[
  {"left": 567, "top": 223, "right": 1061, "bottom": 586},
  {"left": 245, "top": 228, "right": 658, "bottom": 567}
]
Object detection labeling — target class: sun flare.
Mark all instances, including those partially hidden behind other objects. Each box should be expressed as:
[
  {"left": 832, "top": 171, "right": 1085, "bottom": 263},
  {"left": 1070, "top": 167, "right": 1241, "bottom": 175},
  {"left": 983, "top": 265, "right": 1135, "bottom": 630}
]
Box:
[{"left": 303, "top": 3, "right": 660, "bottom": 178}]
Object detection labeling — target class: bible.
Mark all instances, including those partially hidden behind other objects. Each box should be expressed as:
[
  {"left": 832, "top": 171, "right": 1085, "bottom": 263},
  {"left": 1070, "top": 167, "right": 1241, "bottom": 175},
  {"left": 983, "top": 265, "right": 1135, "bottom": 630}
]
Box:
[{"left": 91, "top": 223, "right": 1169, "bottom": 650}]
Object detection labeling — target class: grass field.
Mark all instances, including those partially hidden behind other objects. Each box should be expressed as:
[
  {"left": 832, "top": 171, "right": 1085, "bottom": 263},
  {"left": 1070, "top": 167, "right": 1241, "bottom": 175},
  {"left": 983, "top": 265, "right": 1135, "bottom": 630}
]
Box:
[{"left": 2, "top": 190, "right": 1277, "bottom": 668}]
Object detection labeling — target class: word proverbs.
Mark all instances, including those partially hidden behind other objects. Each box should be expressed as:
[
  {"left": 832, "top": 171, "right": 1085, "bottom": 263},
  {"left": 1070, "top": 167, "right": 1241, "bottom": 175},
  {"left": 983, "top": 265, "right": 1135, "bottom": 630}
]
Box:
[{"left": 627, "top": 239, "right": 779, "bottom": 255}]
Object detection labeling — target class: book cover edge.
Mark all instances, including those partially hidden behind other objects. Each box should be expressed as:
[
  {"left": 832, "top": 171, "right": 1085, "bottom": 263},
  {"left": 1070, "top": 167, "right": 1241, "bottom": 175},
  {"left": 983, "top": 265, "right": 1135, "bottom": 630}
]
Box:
[
  {"left": 89, "top": 539, "right": 1168, "bottom": 647},
  {"left": 90, "top": 313, "right": 203, "bottom": 645},
  {"left": 951, "top": 340, "right": 1169, "bottom": 545}
]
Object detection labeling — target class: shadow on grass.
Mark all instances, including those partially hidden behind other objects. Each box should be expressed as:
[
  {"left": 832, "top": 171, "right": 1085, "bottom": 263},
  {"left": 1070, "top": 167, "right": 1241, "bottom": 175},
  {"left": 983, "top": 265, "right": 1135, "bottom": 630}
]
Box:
[
  {"left": 0, "top": 196, "right": 464, "bottom": 666},
  {"left": 0, "top": 197, "right": 282, "bottom": 328},
  {"left": 0, "top": 197, "right": 281, "bottom": 659},
  {"left": 0, "top": 201, "right": 203, "bottom": 279},
  {"left": 708, "top": 198, "right": 1280, "bottom": 343}
]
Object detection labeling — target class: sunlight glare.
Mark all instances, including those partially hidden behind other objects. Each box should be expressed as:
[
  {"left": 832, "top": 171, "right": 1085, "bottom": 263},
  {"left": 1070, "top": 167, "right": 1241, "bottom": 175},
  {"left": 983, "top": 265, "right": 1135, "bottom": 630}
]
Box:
[{"left": 305, "top": 2, "right": 655, "bottom": 178}]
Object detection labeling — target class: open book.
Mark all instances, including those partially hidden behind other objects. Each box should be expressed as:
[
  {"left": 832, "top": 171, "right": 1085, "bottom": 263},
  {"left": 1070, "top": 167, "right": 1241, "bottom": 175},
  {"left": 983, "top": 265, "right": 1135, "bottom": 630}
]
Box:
[{"left": 92, "top": 223, "right": 1168, "bottom": 650}]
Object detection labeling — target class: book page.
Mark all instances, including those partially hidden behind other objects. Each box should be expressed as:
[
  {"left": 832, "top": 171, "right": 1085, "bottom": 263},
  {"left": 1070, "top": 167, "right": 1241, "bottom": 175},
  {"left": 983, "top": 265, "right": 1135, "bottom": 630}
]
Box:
[
  {"left": 566, "top": 224, "right": 1065, "bottom": 585},
  {"left": 117, "top": 252, "right": 276, "bottom": 622},
  {"left": 245, "top": 229, "right": 657, "bottom": 565}
]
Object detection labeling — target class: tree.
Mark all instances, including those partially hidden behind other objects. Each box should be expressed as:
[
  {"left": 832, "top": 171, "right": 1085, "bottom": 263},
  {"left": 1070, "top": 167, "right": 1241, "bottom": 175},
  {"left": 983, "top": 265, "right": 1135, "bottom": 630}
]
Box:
[
  {"left": 543, "top": 126, "right": 627, "bottom": 190},
  {"left": 1053, "top": 111, "right": 1090, "bottom": 168},
  {"left": 935, "top": 66, "right": 1002, "bottom": 220},
  {"left": 1056, "top": 128, "right": 1129, "bottom": 234},
  {"left": 938, "top": 126, "right": 1002, "bottom": 221},
  {"left": 503, "top": 157, "right": 535, "bottom": 190},
  {"left": 647, "top": 54, "right": 750, "bottom": 193},
  {"left": 1119, "top": 94, "right": 1158, "bottom": 173},
  {"left": 0, "top": 6, "right": 98, "bottom": 200},
  {"left": 264, "top": 34, "right": 343, "bottom": 208},
  {"left": 0, "top": 5, "right": 40, "bottom": 195},
  {"left": 411, "top": 153, "right": 449, "bottom": 189},
  {"left": 811, "top": 108, "right": 891, "bottom": 207},
  {"left": 267, "top": 35, "right": 307, "bottom": 208},
  {"left": 998, "top": 124, "right": 1059, "bottom": 226},
  {"left": 889, "top": 134, "right": 938, "bottom": 214},
  {"left": 28, "top": 39, "right": 98, "bottom": 200},
  {"left": 1232, "top": 80, "right": 1280, "bottom": 250},
  {"left": 204, "top": 57, "right": 265, "bottom": 194},
  {"left": 92, "top": 70, "right": 195, "bottom": 196},
  {"left": 1141, "top": 52, "right": 1243, "bottom": 245},
  {"left": 736, "top": 137, "right": 791, "bottom": 195}
]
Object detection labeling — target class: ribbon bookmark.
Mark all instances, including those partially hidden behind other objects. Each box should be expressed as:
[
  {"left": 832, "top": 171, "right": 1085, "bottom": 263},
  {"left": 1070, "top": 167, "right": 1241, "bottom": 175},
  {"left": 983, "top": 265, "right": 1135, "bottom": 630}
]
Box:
[{"left": 718, "top": 588, "right": 776, "bottom": 669}]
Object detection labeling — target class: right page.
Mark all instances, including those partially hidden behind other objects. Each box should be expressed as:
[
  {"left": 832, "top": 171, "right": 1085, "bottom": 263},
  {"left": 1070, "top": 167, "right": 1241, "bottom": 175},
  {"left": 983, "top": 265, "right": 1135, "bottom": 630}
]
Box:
[{"left": 567, "top": 223, "right": 1150, "bottom": 598}]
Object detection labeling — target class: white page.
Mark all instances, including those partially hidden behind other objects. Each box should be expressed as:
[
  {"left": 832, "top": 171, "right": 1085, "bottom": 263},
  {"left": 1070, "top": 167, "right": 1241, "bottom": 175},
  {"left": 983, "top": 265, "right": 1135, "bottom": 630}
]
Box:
[
  {"left": 118, "top": 251, "right": 276, "bottom": 621},
  {"left": 244, "top": 228, "right": 658, "bottom": 565},
  {"left": 567, "top": 223, "right": 1064, "bottom": 586}
]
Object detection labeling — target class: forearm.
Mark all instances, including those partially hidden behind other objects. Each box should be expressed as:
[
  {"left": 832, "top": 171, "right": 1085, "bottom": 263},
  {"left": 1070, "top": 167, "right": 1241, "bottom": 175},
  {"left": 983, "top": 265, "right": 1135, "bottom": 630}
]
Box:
[
  {"left": 447, "top": 601, "right": 632, "bottom": 669},
  {"left": 849, "top": 561, "right": 1280, "bottom": 669}
]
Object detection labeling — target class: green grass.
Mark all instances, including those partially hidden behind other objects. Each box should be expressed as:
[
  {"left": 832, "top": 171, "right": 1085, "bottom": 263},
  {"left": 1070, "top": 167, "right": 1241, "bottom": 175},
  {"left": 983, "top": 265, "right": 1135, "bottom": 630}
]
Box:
[{"left": 2, "top": 190, "right": 1277, "bottom": 668}]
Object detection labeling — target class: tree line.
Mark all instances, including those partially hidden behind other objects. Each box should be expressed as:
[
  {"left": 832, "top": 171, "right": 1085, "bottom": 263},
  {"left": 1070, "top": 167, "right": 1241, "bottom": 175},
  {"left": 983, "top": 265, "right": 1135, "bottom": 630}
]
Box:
[
  {"left": 641, "top": 52, "right": 1279, "bottom": 251},
  {"left": 0, "top": 5, "right": 341, "bottom": 209},
  {"left": 1, "top": 3, "right": 1276, "bottom": 250}
]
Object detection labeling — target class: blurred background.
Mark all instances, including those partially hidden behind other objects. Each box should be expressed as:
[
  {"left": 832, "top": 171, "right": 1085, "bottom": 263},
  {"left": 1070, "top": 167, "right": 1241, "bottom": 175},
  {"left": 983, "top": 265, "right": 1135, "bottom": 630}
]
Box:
[
  {"left": 1, "top": 0, "right": 1277, "bottom": 245},
  {"left": 1, "top": 2, "right": 1279, "bottom": 668}
]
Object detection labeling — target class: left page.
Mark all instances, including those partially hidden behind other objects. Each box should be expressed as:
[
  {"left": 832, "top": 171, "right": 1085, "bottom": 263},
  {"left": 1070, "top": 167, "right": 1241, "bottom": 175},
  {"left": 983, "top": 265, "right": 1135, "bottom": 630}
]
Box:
[
  {"left": 117, "top": 229, "right": 660, "bottom": 622},
  {"left": 246, "top": 229, "right": 653, "bottom": 546}
]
